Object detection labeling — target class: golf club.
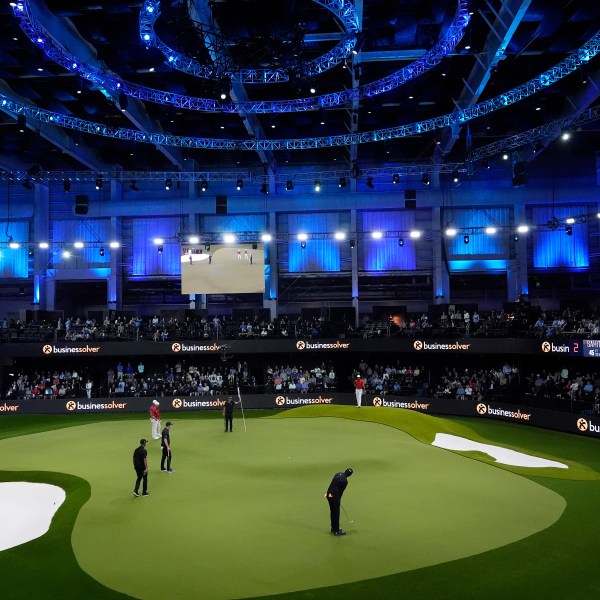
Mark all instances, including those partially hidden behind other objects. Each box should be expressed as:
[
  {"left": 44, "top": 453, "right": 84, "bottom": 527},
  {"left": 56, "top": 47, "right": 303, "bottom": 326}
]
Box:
[{"left": 341, "top": 503, "right": 354, "bottom": 524}]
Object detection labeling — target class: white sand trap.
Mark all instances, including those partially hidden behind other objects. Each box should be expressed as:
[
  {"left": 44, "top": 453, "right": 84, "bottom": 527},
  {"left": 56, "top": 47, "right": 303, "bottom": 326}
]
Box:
[
  {"left": 0, "top": 482, "right": 66, "bottom": 551},
  {"left": 432, "top": 433, "right": 568, "bottom": 469}
]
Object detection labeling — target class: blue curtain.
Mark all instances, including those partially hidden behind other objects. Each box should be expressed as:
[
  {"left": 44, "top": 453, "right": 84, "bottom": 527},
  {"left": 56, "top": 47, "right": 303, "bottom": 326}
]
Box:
[
  {"left": 52, "top": 219, "right": 111, "bottom": 265},
  {"left": 446, "top": 208, "right": 508, "bottom": 257},
  {"left": 0, "top": 221, "right": 29, "bottom": 278},
  {"left": 132, "top": 217, "right": 181, "bottom": 276},
  {"left": 288, "top": 213, "right": 341, "bottom": 272},
  {"left": 533, "top": 206, "right": 589, "bottom": 268},
  {"left": 361, "top": 211, "right": 416, "bottom": 271},
  {"left": 202, "top": 215, "right": 266, "bottom": 233}
]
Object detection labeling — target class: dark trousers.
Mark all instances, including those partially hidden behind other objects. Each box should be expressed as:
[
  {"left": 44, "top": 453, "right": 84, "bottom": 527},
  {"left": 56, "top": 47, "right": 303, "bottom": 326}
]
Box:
[
  {"left": 161, "top": 447, "right": 172, "bottom": 471},
  {"left": 224, "top": 414, "right": 233, "bottom": 431},
  {"left": 134, "top": 468, "right": 147, "bottom": 494},
  {"left": 327, "top": 496, "right": 341, "bottom": 532}
]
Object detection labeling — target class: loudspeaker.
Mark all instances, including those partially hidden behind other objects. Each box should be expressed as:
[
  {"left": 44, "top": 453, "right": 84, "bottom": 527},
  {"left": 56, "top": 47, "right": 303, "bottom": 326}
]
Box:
[
  {"left": 216, "top": 195, "right": 228, "bottom": 215},
  {"left": 404, "top": 199, "right": 417, "bottom": 209},
  {"left": 405, "top": 189, "right": 416, "bottom": 200},
  {"left": 74, "top": 194, "right": 89, "bottom": 215}
]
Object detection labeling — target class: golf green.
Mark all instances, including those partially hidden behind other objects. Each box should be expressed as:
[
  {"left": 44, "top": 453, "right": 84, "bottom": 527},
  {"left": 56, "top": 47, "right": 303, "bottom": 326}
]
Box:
[{"left": 0, "top": 411, "right": 566, "bottom": 599}]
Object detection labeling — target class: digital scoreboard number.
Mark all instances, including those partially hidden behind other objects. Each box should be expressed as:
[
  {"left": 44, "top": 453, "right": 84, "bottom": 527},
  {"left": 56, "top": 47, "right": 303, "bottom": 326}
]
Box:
[{"left": 582, "top": 340, "right": 600, "bottom": 358}]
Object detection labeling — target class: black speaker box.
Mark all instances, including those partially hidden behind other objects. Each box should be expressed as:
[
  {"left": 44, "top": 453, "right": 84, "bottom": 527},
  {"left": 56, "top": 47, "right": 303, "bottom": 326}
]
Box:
[
  {"left": 404, "top": 199, "right": 417, "bottom": 209},
  {"left": 74, "top": 194, "right": 89, "bottom": 215},
  {"left": 216, "top": 195, "right": 228, "bottom": 215},
  {"left": 405, "top": 189, "right": 417, "bottom": 200}
]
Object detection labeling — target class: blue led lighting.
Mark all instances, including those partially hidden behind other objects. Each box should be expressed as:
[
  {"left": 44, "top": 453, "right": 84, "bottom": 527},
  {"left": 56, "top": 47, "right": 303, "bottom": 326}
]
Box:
[
  {"left": 13, "top": 0, "right": 469, "bottom": 113},
  {"left": 139, "top": 0, "right": 359, "bottom": 83}
]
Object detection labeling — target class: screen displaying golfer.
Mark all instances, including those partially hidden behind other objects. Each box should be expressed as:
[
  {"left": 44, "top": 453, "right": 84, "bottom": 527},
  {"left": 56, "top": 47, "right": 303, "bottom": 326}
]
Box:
[{"left": 326, "top": 468, "right": 353, "bottom": 536}]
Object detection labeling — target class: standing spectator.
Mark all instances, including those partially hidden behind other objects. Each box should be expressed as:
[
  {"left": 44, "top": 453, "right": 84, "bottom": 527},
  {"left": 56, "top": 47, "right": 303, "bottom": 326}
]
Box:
[
  {"left": 117, "top": 361, "right": 124, "bottom": 380},
  {"left": 133, "top": 438, "right": 149, "bottom": 497},
  {"left": 161, "top": 422, "right": 174, "bottom": 473},
  {"left": 150, "top": 399, "right": 161, "bottom": 440},
  {"left": 326, "top": 468, "right": 353, "bottom": 536},
  {"left": 223, "top": 395, "right": 240, "bottom": 432},
  {"left": 354, "top": 374, "right": 365, "bottom": 407},
  {"left": 85, "top": 379, "right": 93, "bottom": 399},
  {"left": 138, "top": 361, "right": 145, "bottom": 376}
]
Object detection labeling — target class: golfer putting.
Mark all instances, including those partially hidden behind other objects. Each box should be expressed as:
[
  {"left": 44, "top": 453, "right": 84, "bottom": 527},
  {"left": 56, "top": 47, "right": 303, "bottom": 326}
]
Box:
[{"left": 326, "top": 468, "right": 353, "bottom": 536}]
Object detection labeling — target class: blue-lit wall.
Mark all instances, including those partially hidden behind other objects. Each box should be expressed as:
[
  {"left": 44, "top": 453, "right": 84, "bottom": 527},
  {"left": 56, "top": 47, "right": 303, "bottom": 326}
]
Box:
[
  {"left": 287, "top": 213, "right": 342, "bottom": 272},
  {"left": 360, "top": 210, "right": 417, "bottom": 271},
  {"left": 131, "top": 217, "right": 181, "bottom": 276},
  {"left": 532, "top": 206, "right": 589, "bottom": 268},
  {"left": 52, "top": 219, "right": 111, "bottom": 266},
  {"left": 0, "top": 221, "right": 29, "bottom": 278}
]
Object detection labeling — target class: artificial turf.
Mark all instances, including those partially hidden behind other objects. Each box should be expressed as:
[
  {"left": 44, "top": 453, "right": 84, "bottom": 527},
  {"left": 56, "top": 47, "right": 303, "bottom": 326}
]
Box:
[{"left": 0, "top": 406, "right": 599, "bottom": 599}]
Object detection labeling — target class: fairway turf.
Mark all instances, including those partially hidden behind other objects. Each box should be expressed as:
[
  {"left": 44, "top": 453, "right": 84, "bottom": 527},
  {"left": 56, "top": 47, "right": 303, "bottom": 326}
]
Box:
[{"left": 0, "top": 409, "right": 570, "bottom": 599}]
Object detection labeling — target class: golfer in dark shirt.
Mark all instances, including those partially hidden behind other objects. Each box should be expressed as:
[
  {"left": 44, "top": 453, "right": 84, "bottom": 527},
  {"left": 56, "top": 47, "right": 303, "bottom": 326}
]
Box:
[
  {"left": 133, "top": 438, "right": 149, "bottom": 497},
  {"left": 326, "top": 468, "right": 353, "bottom": 535},
  {"left": 223, "top": 396, "right": 239, "bottom": 432},
  {"left": 161, "top": 421, "right": 174, "bottom": 473}
]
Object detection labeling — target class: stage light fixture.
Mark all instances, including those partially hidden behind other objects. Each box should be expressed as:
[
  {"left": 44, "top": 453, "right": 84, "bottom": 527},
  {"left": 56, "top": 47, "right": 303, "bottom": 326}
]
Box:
[
  {"left": 200, "top": 180, "right": 208, "bottom": 192},
  {"left": 371, "top": 231, "right": 383, "bottom": 239},
  {"left": 445, "top": 227, "right": 458, "bottom": 237},
  {"left": 451, "top": 170, "right": 460, "bottom": 183},
  {"left": 565, "top": 217, "right": 575, "bottom": 224},
  {"left": 118, "top": 93, "right": 128, "bottom": 112},
  {"left": 153, "top": 238, "right": 164, "bottom": 245},
  {"left": 63, "top": 179, "right": 71, "bottom": 192},
  {"left": 398, "top": 238, "right": 404, "bottom": 247},
  {"left": 189, "top": 236, "right": 200, "bottom": 244},
  {"left": 485, "top": 227, "right": 497, "bottom": 235},
  {"left": 366, "top": 177, "right": 375, "bottom": 189},
  {"left": 463, "top": 235, "right": 470, "bottom": 244},
  {"left": 157, "top": 244, "right": 163, "bottom": 253},
  {"left": 236, "top": 179, "right": 243, "bottom": 190},
  {"left": 74, "top": 241, "right": 84, "bottom": 249},
  {"left": 223, "top": 233, "right": 236, "bottom": 244},
  {"left": 17, "top": 115, "right": 26, "bottom": 133},
  {"left": 8, "top": 236, "right": 19, "bottom": 249},
  {"left": 109, "top": 241, "right": 120, "bottom": 249},
  {"left": 334, "top": 232, "right": 346, "bottom": 241},
  {"left": 422, "top": 173, "right": 430, "bottom": 185},
  {"left": 349, "top": 240, "right": 356, "bottom": 249},
  {"left": 22, "top": 178, "right": 33, "bottom": 190},
  {"left": 566, "top": 226, "right": 573, "bottom": 236},
  {"left": 517, "top": 225, "right": 529, "bottom": 233},
  {"left": 300, "top": 241, "right": 307, "bottom": 249},
  {"left": 261, "top": 233, "right": 272, "bottom": 243},
  {"left": 252, "top": 243, "right": 258, "bottom": 250},
  {"left": 165, "top": 178, "right": 172, "bottom": 190},
  {"left": 204, "top": 244, "right": 211, "bottom": 251},
  {"left": 260, "top": 182, "right": 269, "bottom": 195},
  {"left": 409, "top": 230, "right": 421, "bottom": 239},
  {"left": 392, "top": 173, "right": 400, "bottom": 185},
  {"left": 338, "top": 177, "right": 346, "bottom": 188},
  {"left": 130, "top": 180, "right": 139, "bottom": 191},
  {"left": 297, "top": 233, "right": 308, "bottom": 242},
  {"left": 96, "top": 177, "right": 103, "bottom": 190},
  {"left": 514, "top": 234, "right": 519, "bottom": 242},
  {"left": 314, "top": 180, "right": 321, "bottom": 192},
  {"left": 286, "top": 180, "right": 294, "bottom": 191},
  {"left": 39, "top": 242, "right": 49, "bottom": 249},
  {"left": 99, "top": 247, "right": 105, "bottom": 257}
]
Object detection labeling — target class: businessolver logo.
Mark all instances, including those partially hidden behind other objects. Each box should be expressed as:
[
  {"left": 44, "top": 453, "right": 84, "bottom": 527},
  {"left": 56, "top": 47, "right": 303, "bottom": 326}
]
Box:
[
  {"left": 172, "top": 343, "right": 182, "bottom": 353},
  {"left": 373, "top": 397, "right": 383, "bottom": 406},
  {"left": 296, "top": 341, "right": 305, "bottom": 350},
  {"left": 172, "top": 398, "right": 183, "bottom": 408},
  {"left": 275, "top": 396, "right": 286, "bottom": 406},
  {"left": 413, "top": 340, "right": 423, "bottom": 351},
  {"left": 43, "top": 345, "right": 53, "bottom": 354},
  {"left": 413, "top": 340, "right": 471, "bottom": 351},
  {"left": 172, "top": 342, "right": 224, "bottom": 353},
  {"left": 296, "top": 340, "right": 350, "bottom": 350},
  {"left": 476, "top": 403, "right": 488, "bottom": 415},
  {"left": 541, "top": 341, "right": 551, "bottom": 353},
  {"left": 577, "top": 418, "right": 588, "bottom": 432},
  {"left": 66, "top": 401, "right": 77, "bottom": 411}
]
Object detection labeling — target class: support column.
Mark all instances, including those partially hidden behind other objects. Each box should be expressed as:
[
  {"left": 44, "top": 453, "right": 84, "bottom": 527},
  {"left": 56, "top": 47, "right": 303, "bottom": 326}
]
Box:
[
  {"left": 32, "top": 183, "right": 49, "bottom": 310},
  {"left": 263, "top": 210, "right": 278, "bottom": 318},
  {"left": 508, "top": 203, "right": 528, "bottom": 301},
  {"left": 350, "top": 209, "right": 359, "bottom": 326},
  {"left": 432, "top": 207, "right": 449, "bottom": 303},
  {"left": 108, "top": 216, "right": 122, "bottom": 310}
]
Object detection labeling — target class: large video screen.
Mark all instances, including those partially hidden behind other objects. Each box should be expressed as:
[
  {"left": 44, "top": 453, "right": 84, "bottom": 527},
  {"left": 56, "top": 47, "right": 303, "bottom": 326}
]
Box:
[{"left": 181, "top": 243, "right": 265, "bottom": 294}]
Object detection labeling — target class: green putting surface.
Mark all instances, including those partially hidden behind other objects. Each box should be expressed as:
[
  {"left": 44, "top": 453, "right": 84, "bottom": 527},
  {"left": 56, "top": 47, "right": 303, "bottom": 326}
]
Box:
[{"left": 0, "top": 410, "right": 567, "bottom": 599}]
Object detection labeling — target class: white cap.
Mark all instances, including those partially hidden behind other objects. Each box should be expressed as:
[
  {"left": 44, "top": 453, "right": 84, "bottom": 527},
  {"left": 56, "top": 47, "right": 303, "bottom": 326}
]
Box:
[{"left": 153, "top": 399, "right": 160, "bottom": 406}]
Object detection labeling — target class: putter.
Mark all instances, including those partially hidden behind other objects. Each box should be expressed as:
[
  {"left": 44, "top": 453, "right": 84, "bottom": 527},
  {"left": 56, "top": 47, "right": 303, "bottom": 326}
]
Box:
[{"left": 341, "top": 503, "right": 354, "bottom": 524}]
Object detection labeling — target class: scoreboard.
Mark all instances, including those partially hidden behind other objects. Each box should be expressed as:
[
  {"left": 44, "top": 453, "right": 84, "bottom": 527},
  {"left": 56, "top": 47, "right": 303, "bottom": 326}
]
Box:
[{"left": 540, "top": 339, "right": 600, "bottom": 358}]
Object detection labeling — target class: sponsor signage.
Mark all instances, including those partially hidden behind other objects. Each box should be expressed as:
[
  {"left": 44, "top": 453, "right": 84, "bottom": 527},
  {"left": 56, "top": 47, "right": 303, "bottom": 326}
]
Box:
[
  {"left": 413, "top": 340, "right": 471, "bottom": 352},
  {"left": 474, "top": 402, "right": 532, "bottom": 422},
  {"left": 274, "top": 395, "right": 334, "bottom": 406},
  {"left": 295, "top": 340, "right": 350, "bottom": 351},
  {"left": 170, "top": 342, "right": 225, "bottom": 353},
  {"left": 42, "top": 344, "right": 100, "bottom": 355},
  {"left": 372, "top": 396, "right": 430, "bottom": 410}
]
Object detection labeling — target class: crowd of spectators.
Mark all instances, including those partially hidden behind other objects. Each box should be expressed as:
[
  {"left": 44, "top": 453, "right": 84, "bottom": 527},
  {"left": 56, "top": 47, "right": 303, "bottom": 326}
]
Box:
[
  {"left": 5, "top": 359, "right": 256, "bottom": 401},
  {"left": 3, "top": 305, "right": 600, "bottom": 343},
  {"left": 265, "top": 361, "right": 337, "bottom": 393},
  {"left": 523, "top": 368, "right": 600, "bottom": 406},
  {"left": 353, "top": 359, "right": 427, "bottom": 396}
]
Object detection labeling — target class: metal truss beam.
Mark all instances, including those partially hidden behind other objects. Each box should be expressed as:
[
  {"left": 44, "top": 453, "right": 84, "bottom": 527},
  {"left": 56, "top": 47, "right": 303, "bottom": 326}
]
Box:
[
  {"left": 13, "top": 0, "right": 469, "bottom": 113},
  {"left": 466, "top": 103, "right": 600, "bottom": 161}
]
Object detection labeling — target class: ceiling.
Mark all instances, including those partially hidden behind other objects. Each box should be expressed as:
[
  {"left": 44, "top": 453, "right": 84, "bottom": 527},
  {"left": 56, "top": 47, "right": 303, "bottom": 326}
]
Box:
[{"left": 1, "top": 0, "right": 599, "bottom": 180}]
